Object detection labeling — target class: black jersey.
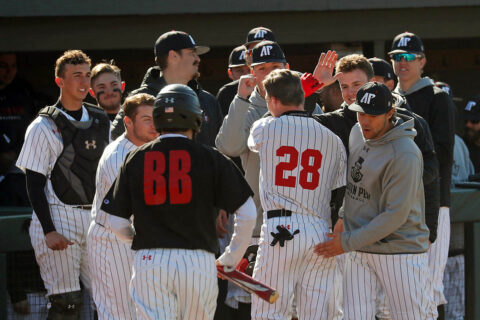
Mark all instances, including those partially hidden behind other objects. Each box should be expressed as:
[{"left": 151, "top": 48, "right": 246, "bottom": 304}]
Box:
[{"left": 101, "top": 136, "right": 253, "bottom": 253}]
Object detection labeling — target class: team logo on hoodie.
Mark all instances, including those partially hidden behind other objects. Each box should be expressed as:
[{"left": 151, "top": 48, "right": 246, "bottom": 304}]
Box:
[{"left": 351, "top": 157, "right": 364, "bottom": 182}]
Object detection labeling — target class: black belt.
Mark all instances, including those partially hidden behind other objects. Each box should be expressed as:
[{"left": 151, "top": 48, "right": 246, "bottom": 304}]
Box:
[
  {"left": 267, "top": 209, "right": 292, "bottom": 219},
  {"left": 74, "top": 205, "right": 92, "bottom": 210}
]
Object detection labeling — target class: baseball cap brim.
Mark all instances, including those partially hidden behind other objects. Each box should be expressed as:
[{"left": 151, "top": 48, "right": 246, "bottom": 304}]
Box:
[
  {"left": 465, "top": 113, "right": 480, "bottom": 121},
  {"left": 195, "top": 46, "right": 210, "bottom": 55},
  {"left": 348, "top": 102, "right": 390, "bottom": 115},
  {"left": 388, "top": 49, "right": 423, "bottom": 56},
  {"left": 250, "top": 58, "right": 286, "bottom": 67},
  {"left": 229, "top": 63, "right": 247, "bottom": 68}
]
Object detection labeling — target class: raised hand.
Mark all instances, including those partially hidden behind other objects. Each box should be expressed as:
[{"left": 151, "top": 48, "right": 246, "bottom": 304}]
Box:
[{"left": 313, "top": 50, "right": 343, "bottom": 87}]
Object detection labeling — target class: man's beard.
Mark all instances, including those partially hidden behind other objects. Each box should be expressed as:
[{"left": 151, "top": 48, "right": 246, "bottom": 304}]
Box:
[
  {"left": 192, "top": 71, "right": 200, "bottom": 81},
  {"left": 99, "top": 100, "right": 121, "bottom": 113},
  {"left": 465, "top": 128, "right": 480, "bottom": 145}
]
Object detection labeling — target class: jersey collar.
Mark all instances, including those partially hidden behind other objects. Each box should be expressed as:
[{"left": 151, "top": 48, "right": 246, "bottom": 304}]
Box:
[
  {"left": 279, "top": 110, "right": 309, "bottom": 117},
  {"left": 159, "top": 133, "right": 188, "bottom": 139}
]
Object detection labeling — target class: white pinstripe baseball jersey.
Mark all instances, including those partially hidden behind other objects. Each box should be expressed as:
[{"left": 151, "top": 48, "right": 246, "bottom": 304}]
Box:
[
  {"left": 87, "top": 133, "right": 137, "bottom": 320},
  {"left": 248, "top": 113, "right": 347, "bottom": 223},
  {"left": 248, "top": 112, "right": 347, "bottom": 320},
  {"left": 91, "top": 134, "right": 136, "bottom": 226},
  {"left": 16, "top": 106, "right": 94, "bottom": 298}
]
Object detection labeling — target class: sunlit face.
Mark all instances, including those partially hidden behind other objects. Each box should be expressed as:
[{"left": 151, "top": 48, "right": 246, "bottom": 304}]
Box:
[
  {"left": 178, "top": 48, "right": 201, "bottom": 81},
  {"left": 252, "top": 62, "right": 286, "bottom": 92},
  {"left": 391, "top": 55, "right": 425, "bottom": 84},
  {"left": 56, "top": 63, "right": 91, "bottom": 102},
  {"left": 357, "top": 109, "right": 394, "bottom": 140},
  {"left": 0, "top": 54, "right": 17, "bottom": 87},
  {"left": 338, "top": 69, "right": 369, "bottom": 106},
  {"left": 91, "top": 72, "right": 124, "bottom": 113},
  {"left": 127, "top": 105, "right": 158, "bottom": 144}
]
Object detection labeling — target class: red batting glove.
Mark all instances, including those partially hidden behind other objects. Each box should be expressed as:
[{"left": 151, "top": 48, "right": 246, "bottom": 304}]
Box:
[
  {"left": 301, "top": 73, "right": 324, "bottom": 97},
  {"left": 236, "top": 258, "right": 249, "bottom": 273}
]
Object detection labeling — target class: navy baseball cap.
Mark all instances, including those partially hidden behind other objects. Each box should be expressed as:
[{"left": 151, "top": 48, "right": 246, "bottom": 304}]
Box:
[
  {"left": 349, "top": 82, "right": 393, "bottom": 115},
  {"left": 229, "top": 45, "right": 247, "bottom": 68},
  {"left": 464, "top": 96, "right": 480, "bottom": 121},
  {"left": 154, "top": 31, "right": 210, "bottom": 57},
  {"left": 388, "top": 31, "right": 425, "bottom": 55},
  {"left": 250, "top": 41, "right": 286, "bottom": 67},
  {"left": 369, "top": 57, "right": 395, "bottom": 81},
  {"left": 245, "top": 27, "right": 276, "bottom": 46}
]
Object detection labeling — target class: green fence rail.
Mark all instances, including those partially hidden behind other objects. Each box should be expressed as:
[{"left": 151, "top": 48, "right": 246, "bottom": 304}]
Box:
[{"left": 1, "top": 189, "right": 480, "bottom": 319}]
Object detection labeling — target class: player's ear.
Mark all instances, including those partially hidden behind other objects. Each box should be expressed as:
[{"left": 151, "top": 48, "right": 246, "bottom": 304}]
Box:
[
  {"left": 387, "top": 107, "right": 395, "bottom": 121},
  {"left": 386, "top": 79, "right": 395, "bottom": 91},
  {"left": 121, "top": 81, "right": 126, "bottom": 93},
  {"left": 227, "top": 69, "right": 233, "bottom": 81},
  {"left": 89, "top": 89, "right": 96, "bottom": 98},
  {"left": 55, "top": 77, "right": 63, "bottom": 88},
  {"left": 124, "top": 115, "right": 133, "bottom": 130},
  {"left": 285, "top": 63, "right": 290, "bottom": 70},
  {"left": 419, "top": 56, "right": 427, "bottom": 69}
]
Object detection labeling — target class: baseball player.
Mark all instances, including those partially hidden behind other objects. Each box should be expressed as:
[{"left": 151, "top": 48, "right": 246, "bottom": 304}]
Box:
[
  {"left": 89, "top": 61, "right": 125, "bottom": 123},
  {"left": 248, "top": 69, "right": 346, "bottom": 320},
  {"left": 389, "top": 32, "right": 456, "bottom": 310},
  {"left": 101, "top": 84, "right": 256, "bottom": 320},
  {"left": 316, "top": 82, "right": 437, "bottom": 319},
  {"left": 216, "top": 25, "right": 277, "bottom": 117},
  {"left": 216, "top": 43, "right": 334, "bottom": 314},
  {"left": 110, "top": 30, "right": 223, "bottom": 146},
  {"left": 86, "top": 93, "right": 158, "bottom": 319},
  {"left": 16, "top": 50, "right": 110, "bottom": 318}
]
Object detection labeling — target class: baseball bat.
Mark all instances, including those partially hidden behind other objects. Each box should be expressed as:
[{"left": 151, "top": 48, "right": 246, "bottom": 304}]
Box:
[{"left": 217, "top": 266, "right": 279, "bottom": 304}]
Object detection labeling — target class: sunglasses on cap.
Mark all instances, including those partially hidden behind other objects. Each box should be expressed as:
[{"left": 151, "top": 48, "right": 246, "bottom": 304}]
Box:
[{"left": 391, "top": 53, "right": 423, "bottom": 62}]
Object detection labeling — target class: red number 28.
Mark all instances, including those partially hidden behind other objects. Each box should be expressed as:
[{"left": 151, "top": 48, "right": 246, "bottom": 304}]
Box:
[{"left": 275, "top": 146, "right": 322, "bottom": 190}]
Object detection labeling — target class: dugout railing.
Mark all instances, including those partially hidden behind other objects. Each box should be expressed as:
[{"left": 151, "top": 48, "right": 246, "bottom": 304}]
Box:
[{"left": 1, "top": 188, "right": 480, "bottom": 319}]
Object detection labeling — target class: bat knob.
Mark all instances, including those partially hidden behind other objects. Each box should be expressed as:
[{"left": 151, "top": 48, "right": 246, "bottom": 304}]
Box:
[{"left": 269, "top": 290, "right": 279, "bottom": 304}]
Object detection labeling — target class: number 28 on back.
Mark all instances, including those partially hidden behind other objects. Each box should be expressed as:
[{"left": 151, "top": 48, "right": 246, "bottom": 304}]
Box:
[{"left": 275, "top": 146, "right": 322, "bottom": 190}]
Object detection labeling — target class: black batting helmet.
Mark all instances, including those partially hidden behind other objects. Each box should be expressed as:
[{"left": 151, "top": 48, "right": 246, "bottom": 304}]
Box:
[{"left": 153, "top": 84, "right": 203, "bottom": 133}]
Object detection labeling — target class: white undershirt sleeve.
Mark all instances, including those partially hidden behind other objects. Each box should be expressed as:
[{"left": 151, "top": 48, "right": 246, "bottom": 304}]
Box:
[
  {"left": 217, "top": 197, "right": 256, "bottom": 268},
  {"left": 108, "top": 214, "right": 135, "bottom": 244}
]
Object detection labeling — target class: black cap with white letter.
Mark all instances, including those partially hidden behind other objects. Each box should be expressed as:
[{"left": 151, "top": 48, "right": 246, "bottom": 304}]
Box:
[
  {"left": 388, "top": 31, "right": 424, "bottom": 55},
  {"left": 349, "top": 82, "right": 393, "bottom": 115},
  {"left": 250, "top": 40, "right": 286, "bottom": 66}
]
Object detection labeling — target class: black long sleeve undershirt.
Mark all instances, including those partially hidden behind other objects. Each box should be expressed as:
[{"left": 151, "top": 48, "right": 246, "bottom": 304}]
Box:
[{"left": 25, "top": 169, "right": 55, "bottom": 234}]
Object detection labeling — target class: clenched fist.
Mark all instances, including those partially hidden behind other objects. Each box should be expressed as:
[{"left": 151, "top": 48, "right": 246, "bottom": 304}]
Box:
[{"left": 238, "top": 74, "right": 257, "bottom": 99}]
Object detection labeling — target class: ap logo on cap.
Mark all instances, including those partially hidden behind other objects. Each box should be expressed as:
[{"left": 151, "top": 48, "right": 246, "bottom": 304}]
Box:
[
  {"left": 466, "top": 101, "right": 477, "bottom": 111},
  {"left": 360, "top": 93, "right": 376, "bottom": 104},
  {"left": 239, "top": 50, "right": 246, "bottom": 60},
  {"left": 260, "top": 45, "right": 273, "bottom": 57},
  {"left": 398, "top": 37, "right": 411, "bottom": 47},
  {"left": 254, "top": 29, "right": 267, "bottom": 39}
]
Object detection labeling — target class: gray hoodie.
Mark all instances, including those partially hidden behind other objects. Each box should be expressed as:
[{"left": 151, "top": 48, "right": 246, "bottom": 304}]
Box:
[
  {"left": 395, "top": 76, "right": 434, "bottom": 96},
  {"left": 340, "top": 118, "right": 430, "bottom": 254},
  {"left": 215, "top": 89, "right": 268, "bottom": 236}
]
